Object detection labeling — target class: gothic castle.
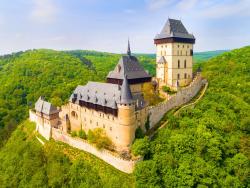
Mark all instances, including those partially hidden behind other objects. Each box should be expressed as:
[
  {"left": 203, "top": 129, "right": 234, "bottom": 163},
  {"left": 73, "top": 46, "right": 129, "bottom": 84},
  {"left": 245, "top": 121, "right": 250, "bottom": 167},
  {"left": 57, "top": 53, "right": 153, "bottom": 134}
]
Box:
[{"left": 30, "top": 18, "right": 195, "bottom": 151}]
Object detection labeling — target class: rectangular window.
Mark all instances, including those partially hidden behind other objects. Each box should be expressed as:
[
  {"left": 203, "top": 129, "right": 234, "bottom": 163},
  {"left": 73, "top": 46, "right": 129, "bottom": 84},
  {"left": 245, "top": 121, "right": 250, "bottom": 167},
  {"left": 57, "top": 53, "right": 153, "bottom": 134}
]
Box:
[
  {"left": 178, "top": 60, "right": 180, "bottom": 68},
  {"left": 184, "top": 73, "right": 187, "bottom": 79},
  {"left": 190, "top": 49, "right": 193, "bottom": 56},
  {"left": 177, "top": 74, "right": 180, "bottom": 80}
]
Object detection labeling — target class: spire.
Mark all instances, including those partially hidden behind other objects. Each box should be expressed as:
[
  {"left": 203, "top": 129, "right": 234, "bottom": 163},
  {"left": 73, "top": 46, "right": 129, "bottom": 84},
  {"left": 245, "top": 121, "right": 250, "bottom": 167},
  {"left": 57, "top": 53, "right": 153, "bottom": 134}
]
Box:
[
  {"left": 120, "top": 74, "right": 133, "bottom": 104},
  {"left": 127, "top": 39, "right": 131, "bottom": 56}
]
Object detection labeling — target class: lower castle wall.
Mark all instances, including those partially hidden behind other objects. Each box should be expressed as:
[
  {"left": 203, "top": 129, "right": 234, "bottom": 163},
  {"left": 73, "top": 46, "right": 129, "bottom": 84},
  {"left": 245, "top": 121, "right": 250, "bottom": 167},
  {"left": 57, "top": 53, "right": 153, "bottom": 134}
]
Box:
[
  {"left": 51, "top": 128, "right": 142, "bottom": 174},
  {"left": 149, "top": 74, "right": 205, "bottom": 128},
  {"left": 29, "top": 110, "right": 51, "bottom": 140}
]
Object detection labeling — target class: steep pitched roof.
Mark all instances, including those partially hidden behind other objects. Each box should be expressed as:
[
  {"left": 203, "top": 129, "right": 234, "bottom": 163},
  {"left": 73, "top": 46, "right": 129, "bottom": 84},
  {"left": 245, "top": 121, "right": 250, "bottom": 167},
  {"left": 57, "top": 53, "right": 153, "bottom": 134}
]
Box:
[
  {"left": 107, "top": 41, "right": 151, "bottom": 81},
  {"left": 158, "top": 56, "right": 167, "bottom": 64},
  {"left": 155, "top": 18, "right": 195, "bottom": 40},
  {"left": 107, "top": 55, "right": 151, "bottom": 80},
  {"left": 70, "top": 82, "right": 121, "bottom": 109},
  {"left": 35, "top": 96, "right": 59, "bottom": 115},
  {"left": 120, "top": 75, "right": 133, "bottom": 104}
]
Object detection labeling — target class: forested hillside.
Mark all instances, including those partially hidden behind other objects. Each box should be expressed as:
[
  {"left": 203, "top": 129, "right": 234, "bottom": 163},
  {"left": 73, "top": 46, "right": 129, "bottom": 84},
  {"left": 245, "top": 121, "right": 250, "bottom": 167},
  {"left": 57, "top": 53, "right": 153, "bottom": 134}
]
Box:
[
  {"left": 0, "top": 47, "right": 245, "bottom": 187},
  {"left": 0, "top": 49, "right": 155, "bottom": 146},
  {"left": 134, "top": 46, "right": 250, "bottom": 187}
]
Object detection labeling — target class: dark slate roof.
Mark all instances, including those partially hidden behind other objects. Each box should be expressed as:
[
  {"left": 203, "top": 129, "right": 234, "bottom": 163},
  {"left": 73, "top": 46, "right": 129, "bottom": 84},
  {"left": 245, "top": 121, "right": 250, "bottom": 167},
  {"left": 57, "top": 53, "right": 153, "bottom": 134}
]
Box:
[
  {"left": 70, "top": 82, "right": 121, "bottom": 109},
  {"left": 158, "top": 56, "right": 167, "bottom": 64},
  {"left": 107, "top": 55, "right": 151, "bottom": 80},
  {"left": 35, "top": 96, "right": 59, "bottom": 115},
  {"left": 155, "top": 18, "right": 195, "bottom": 40},
  {"left": 120, "top": 75, "right": 133, "bottom": 104}
]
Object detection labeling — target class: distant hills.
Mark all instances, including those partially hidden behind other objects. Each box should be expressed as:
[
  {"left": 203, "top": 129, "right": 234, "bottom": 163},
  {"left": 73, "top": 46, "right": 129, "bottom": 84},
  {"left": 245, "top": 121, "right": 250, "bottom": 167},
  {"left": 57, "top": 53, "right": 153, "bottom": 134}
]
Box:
[{"left": 0, "top": 47, "right": 249, "bottom": 187}]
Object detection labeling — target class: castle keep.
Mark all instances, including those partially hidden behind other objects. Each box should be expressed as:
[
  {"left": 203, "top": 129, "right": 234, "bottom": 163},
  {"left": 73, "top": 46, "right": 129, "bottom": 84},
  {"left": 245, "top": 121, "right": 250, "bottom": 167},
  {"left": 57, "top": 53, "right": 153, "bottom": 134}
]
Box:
[
  {"left": 30, "top": 18, "right": 198, "bottom": 153},
  {"left": 155, "top": 19, "right": 195, "bottom": 88}
]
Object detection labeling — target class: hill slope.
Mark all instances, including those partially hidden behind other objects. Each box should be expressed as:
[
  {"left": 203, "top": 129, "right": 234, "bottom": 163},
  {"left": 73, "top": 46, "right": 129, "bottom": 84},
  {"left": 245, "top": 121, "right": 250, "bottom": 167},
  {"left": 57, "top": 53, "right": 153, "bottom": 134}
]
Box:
[
  {"left": 0, "top": 48, "right": 244, "bottom": 187},
  {"left": 0, "top": 120, "right": 134, "bottom": 187},
  {"left": 134, "top": 46, "right": 250, "bottom": 187},
  {"left": 0, "top": 49, "right": 155, "bottom": 146}
]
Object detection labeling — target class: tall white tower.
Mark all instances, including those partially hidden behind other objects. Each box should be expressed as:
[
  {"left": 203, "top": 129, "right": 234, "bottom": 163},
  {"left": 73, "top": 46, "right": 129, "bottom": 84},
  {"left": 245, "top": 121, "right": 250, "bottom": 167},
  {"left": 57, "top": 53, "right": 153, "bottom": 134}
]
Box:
[{"left": 154, "top": 18, "right": 195, "bottom": 88}]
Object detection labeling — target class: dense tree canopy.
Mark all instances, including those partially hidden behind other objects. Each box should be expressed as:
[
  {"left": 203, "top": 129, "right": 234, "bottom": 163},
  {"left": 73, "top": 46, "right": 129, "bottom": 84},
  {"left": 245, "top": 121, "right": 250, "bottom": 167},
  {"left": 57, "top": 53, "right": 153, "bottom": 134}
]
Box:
[
  {"left": 134, "top": 46, "right": 250, "bottom": 187},
  {"left": 0, "top": 49, "right": 155, "bottom": 146},
  {"left": 0, "top": 47, "right": 246, "bottom": 187}
]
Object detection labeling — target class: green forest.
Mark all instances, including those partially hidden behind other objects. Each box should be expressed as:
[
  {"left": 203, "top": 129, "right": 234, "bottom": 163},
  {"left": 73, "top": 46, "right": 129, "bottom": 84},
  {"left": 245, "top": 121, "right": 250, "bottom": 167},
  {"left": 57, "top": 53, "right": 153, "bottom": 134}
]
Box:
[{"left": 0, "top": 47, "right": 249, "bottom": 187}]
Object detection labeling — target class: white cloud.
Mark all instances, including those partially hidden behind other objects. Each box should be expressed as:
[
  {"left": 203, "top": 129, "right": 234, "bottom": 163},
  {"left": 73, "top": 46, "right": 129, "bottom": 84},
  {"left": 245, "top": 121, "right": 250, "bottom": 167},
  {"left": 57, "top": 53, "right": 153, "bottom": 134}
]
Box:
[
  {"left": 30, "top": 0, "right": 58, "bottom": 23},
  {"left": 177, "top": 0, "right": 198, "bottom": 11},
  {"left": 146, "top": 0, "right": 176, "bottom": 11},
  {"left": 200, "top": 0, "right": 250, "bottom": 18}
]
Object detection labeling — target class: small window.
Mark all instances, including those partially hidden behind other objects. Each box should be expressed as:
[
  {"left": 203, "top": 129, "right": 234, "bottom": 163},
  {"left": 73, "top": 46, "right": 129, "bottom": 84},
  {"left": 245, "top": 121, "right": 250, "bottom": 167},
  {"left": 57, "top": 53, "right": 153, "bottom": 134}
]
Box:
[
  {"left": 177, "top": 50, "right": 179, "bottom": 55},
  {"left": 190, "top": 49, "right": 193, "bottom": 56},
  {"left": 180, "top": 51, "right": 182, "bottom": 55},
  {"left": 183, "top": 45, "right": 184, "bottom": 48},
  {"left": 184, "top": 73, "right": 187, "bottom": 79},
  {"left": 187, "top": 45, "right": 189, "bottom": 48},
  {"left": 96, "top": 122, "right": 98, "bottom": 126},
  {"left": 177, "top": 74, "right": 180, "bottom": 80},
  {"left": 184, "top": 60, "right": 187, "bottom": 68},
  {"left": 178, "top": 60, "right": 180, "bottom": 68},
  {"left": 110, "top": 127, "right": 112, "bottom": 131},
  {"left": 103, "top": 124, "right": 105, "bottom": 128},
  {"left": 178, "top": 45, "right": 179, "bottom": 48}
]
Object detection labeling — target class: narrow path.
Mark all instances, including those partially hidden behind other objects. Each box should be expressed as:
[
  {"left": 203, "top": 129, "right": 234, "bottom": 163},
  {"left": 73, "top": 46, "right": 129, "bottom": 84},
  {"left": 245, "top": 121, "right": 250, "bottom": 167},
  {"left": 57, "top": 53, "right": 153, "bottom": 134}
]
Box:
[
  {"left": 36, "top": 136, "right": 45, "bottom": 145},
  {"left": 157, "top": 81, "right": 208, "bottom": 131}
]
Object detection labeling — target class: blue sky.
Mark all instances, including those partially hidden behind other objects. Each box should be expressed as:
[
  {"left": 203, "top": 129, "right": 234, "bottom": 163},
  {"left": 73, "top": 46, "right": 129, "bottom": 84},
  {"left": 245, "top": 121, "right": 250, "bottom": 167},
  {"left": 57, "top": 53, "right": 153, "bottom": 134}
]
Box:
[{"left": 0, "top": 0, "right": 250, "bottom": 54}]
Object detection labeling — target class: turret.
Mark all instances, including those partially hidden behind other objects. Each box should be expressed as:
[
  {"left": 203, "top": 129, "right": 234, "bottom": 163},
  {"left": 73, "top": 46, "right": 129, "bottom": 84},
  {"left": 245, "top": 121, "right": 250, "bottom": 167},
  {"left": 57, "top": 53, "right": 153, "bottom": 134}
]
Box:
[{"left": 117, "top": 74, "right": 136, "bottom": 149}]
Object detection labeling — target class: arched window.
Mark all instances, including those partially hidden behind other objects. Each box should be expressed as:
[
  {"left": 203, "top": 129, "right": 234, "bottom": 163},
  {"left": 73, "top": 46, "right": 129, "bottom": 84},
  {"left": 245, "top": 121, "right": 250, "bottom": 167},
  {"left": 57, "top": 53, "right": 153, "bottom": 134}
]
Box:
[
  {"left": 71, "top": 111, "right": 78, "bottom": 120},
  {"left": 184, "top": 60, "right": 187, "bottom": 68},
  {"left": 178, "top": 60, "right": 180, "bottom": 68}
]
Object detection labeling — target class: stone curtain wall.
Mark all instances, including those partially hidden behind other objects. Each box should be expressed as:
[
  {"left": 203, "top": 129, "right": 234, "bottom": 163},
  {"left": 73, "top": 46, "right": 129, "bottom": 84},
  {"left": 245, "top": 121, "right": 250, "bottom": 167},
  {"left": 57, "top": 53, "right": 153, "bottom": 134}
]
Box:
[
  {"left": 51, "top": 128, "right": 142, "bottom": 174},
  {"left": 149, "top": 73, "right": 205, "bottom": 128}
]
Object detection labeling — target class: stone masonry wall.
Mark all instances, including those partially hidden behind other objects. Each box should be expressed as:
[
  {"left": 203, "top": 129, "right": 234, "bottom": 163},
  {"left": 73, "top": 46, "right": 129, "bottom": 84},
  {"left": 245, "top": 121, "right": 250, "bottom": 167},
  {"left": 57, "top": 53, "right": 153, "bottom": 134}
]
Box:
[
  {"left": 149, "top": 73, "right": 205, "bottom": 128},
  {"left": 51, "top": 128, "right": 142, "bottom": 174}
]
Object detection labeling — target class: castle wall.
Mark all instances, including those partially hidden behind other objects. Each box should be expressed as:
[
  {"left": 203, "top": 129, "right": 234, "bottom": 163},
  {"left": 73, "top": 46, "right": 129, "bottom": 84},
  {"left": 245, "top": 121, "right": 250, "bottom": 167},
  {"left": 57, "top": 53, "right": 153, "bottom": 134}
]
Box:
[
  {"left": 60, "top": 101, "right": 146, "bottom": 151},
  {"left": 29, "top": 110, "right": 52, "bottom": 140},
  {"left": 149, "top": 74, "right": 205, "bottom": 128},
  {"left": 51, "top": 128, "right": 142, "bottom": 173}
]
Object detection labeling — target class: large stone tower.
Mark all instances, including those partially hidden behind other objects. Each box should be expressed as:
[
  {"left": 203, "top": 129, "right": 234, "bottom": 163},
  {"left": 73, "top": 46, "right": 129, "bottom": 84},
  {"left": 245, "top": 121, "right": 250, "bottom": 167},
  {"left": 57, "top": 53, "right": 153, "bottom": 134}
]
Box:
[{"left": 154, "top": 18, "right": 195, "bottom": 88}]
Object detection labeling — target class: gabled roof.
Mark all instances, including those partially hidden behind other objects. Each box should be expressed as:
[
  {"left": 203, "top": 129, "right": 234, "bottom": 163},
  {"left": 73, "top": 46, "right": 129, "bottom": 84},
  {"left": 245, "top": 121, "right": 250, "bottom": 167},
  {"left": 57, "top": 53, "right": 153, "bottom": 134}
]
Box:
[
  {"left": 155, "top": 18, "right": 195, "bottom": 40},
  {"left": 158, "top": 56, "right": 167, "bottom": 64},
  {"left": 107, "top": 55, "right": 151, "bottom": 80},
  {"left": 107, "top": 41, "right": 151, "bottom": 82},
  {"left": 35, "top": 96, "right": 59, "bottom": 115}
]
